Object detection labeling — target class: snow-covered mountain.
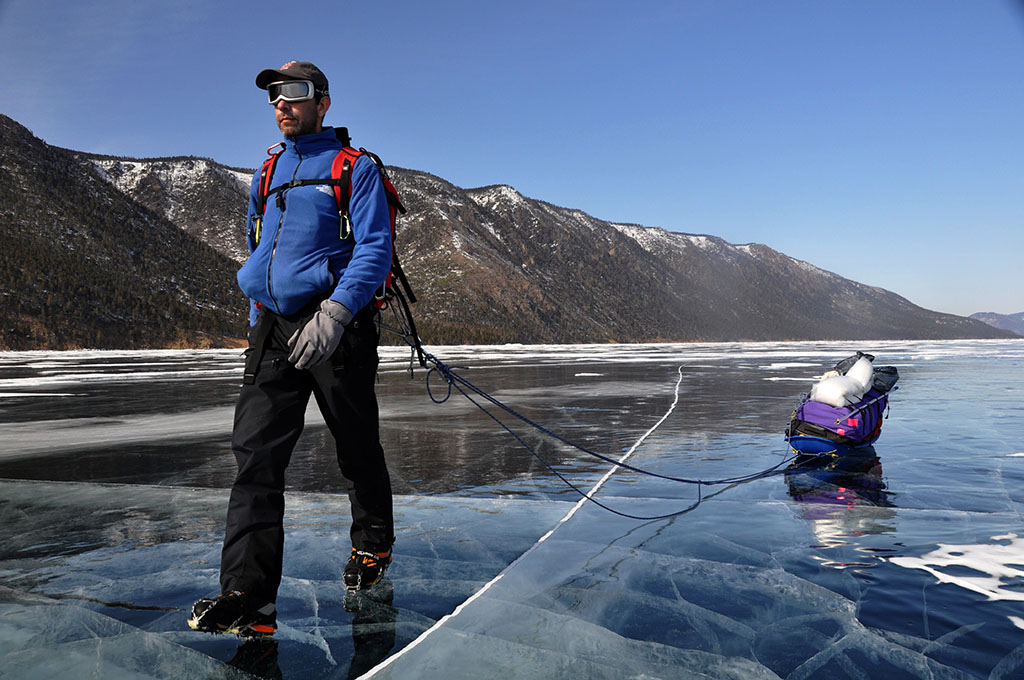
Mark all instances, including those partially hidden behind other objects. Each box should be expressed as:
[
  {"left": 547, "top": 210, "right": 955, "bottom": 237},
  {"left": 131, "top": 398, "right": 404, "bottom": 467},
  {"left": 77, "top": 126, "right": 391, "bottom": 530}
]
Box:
[
  {"left": 79, "top": 138, "right": 1015, "bottom": 344},
  {"left": 0, "top": 113, "right": 1013, "bottom": 348},
  {"left": 88, "top": 156, "right": 251, "bottom": 263}
]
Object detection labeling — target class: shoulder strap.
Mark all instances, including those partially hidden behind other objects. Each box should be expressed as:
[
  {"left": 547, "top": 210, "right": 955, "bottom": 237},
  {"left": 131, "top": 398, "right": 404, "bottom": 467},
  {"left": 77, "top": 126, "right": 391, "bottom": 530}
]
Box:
[
  {"left": 326, "top": 136, "right": 424, "bottom": 367},
  {"left": 255, "top": 143, "right": 285, "bottom": 216},
  {"left": 330, "top": 147, "right": 363, "bottom": 221}
]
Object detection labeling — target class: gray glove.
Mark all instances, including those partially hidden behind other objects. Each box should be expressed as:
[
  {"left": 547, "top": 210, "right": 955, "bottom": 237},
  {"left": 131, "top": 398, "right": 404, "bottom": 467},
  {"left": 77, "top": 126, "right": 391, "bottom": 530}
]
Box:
[{"left": 287, "top": 300, "right": 353, "bottom": 369}]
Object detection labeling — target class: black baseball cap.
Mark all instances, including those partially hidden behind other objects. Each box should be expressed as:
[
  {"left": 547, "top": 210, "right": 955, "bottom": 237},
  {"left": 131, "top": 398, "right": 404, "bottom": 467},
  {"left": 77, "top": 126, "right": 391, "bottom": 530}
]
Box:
[{"left": 255, "top": 61, "right": 330, "bottom": 97}]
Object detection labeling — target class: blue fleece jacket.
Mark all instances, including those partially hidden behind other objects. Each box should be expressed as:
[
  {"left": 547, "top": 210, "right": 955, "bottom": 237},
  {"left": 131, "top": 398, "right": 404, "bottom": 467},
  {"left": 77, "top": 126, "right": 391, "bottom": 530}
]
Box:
[{"left": 237, "top": 127, "right": 392, "bottom": 325}]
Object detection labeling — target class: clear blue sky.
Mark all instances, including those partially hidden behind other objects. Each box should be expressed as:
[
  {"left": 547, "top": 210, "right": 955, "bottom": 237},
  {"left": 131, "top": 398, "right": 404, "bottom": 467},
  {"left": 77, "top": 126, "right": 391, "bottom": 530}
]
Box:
[{"left": 2, "top": 0, "right": 1021, "bottom": 317}]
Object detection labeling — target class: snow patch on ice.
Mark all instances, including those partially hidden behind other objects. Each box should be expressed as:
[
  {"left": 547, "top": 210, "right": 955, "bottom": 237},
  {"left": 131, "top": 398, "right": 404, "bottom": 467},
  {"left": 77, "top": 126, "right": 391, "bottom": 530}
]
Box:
[
  {"left": 0, "top": 392, "right": 76, "bottom": 398},
  {"left": 891, "top": 534, "right": 1024, "bottom": 605},
  {"left": 0, "top": 408, "right": 235, "bottom": 458}
]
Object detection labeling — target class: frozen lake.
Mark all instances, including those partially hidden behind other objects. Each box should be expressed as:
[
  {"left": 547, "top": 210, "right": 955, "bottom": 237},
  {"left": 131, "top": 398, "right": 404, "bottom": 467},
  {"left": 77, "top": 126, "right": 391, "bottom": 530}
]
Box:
[{"left": 1, "top": 340, "right": 1022, "bottom": 678}]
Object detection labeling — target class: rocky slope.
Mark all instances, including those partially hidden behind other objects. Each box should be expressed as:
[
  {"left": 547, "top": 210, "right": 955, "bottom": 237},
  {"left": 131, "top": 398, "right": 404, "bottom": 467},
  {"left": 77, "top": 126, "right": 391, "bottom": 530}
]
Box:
[{"left": 1, "top": 113, "right": 1013, "bottom": 348}]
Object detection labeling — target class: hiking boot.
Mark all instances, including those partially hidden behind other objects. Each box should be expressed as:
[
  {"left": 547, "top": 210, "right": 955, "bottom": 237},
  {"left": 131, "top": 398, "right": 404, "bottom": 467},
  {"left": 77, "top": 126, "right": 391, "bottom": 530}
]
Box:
[
  {"left": 343, "top": 547, "right": 392, "bottom": 591},
  {"left": 188, "top": 591, "right": 277, "bottom": 638}
]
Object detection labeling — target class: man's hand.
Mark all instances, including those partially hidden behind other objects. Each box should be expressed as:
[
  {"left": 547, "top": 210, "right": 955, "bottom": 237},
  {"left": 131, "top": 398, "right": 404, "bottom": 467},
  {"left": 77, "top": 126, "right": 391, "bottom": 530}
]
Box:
[{"left": 288, "top": 300, "right": 353, "bottom": 369}]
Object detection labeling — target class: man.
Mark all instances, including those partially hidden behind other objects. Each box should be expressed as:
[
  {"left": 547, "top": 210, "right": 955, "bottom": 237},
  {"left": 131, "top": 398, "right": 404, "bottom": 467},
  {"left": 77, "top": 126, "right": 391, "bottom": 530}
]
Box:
[{"left": 189, "top": 61, "right": 395, "bottom": 637}]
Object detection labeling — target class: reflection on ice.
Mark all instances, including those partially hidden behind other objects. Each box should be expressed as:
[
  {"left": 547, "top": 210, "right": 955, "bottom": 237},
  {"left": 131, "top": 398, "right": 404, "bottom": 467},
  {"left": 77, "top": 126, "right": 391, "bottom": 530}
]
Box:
[
  {"left": 0, "top": 593, "right": 243, "bottom": 680},
  {"left": 784, "top": 451, "right": 898, "bottom": 566},
  {"left": 1, "top": 340, "right": 1023, "bottom": 678},
  {"left": 0, "top": 479, "right": 571, "bottom": 679}
]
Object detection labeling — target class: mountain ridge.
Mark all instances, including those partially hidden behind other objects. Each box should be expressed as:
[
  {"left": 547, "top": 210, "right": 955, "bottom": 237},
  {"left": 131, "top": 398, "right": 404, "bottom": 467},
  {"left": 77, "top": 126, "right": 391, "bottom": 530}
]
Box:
[
  {"left": 969, "top": 311, "right": 1024, "bottom": 337},
  {"left": 1, "top": 113, "right": 1014, "bottom": 349},
  {"left": 0, "top": 114, "right": 247, "bottom": 350}
]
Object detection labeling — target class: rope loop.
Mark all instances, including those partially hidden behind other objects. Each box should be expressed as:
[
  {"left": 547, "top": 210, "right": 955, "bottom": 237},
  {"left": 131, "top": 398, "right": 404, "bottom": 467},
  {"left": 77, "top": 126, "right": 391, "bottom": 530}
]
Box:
[
  {"left": 423, "top": 353, "right": 469, "bottom": 404},
  {"left": 425, "top": 367, "right": 452, "bottom": 403},
  {"left": 425, "top": 364, "right": 453, "bottom": 403}
]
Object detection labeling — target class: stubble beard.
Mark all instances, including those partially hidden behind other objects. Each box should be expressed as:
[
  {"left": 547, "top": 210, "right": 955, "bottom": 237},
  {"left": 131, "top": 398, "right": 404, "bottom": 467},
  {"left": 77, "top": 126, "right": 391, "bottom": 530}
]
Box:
[{"left": 278, "top": 117, "right": 319, "bottom": 137}]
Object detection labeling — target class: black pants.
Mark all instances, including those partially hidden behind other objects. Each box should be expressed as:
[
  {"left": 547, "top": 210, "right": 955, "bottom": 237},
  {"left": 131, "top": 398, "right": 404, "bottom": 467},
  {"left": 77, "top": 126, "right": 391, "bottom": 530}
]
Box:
[{"left": 220, "top": 307, "right": 394, "bottom": 604}]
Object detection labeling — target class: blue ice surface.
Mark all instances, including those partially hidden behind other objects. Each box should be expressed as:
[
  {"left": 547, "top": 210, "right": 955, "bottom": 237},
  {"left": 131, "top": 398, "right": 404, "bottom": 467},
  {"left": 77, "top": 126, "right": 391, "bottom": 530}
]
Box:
[{"left": 1, "top": 340, "right": 1023, "bottom": 678}]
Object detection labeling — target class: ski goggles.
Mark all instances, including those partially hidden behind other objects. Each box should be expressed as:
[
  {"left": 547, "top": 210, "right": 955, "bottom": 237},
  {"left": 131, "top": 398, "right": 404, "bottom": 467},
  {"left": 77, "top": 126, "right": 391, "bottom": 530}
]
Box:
[{"left": 266, "top": 80, "right": 317, "bottom": 105}]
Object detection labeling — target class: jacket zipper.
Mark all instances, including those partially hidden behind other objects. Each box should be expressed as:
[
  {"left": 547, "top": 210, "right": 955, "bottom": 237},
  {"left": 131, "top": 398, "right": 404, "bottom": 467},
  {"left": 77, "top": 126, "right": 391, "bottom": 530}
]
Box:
[{"left": 266, "top": 144, "right": 303, "bottom": 313}]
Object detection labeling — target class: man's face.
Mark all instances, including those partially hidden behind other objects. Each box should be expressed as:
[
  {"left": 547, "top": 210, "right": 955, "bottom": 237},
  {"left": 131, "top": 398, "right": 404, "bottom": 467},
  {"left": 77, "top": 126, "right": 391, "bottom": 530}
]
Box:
[{"left": 274, "top": 95, "right": 329, "bottom": 137}]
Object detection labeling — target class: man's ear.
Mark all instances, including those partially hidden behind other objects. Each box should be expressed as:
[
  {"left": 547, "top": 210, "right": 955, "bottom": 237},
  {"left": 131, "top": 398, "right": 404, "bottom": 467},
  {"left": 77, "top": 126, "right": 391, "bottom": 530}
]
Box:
[{"left": 318, "top": 95, "right": 331, "bottom": 123}]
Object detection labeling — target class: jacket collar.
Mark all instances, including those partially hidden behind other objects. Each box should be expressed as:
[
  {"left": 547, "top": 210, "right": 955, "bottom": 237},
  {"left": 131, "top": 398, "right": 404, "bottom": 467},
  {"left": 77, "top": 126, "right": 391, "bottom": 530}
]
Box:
[{"left": 284, "top": 127, "right": 338, "bottom": 155}]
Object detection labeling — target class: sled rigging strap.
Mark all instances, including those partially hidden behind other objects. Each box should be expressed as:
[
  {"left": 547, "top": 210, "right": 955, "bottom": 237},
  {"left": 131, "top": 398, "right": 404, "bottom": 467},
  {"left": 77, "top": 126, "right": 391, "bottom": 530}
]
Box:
[
  {"left": 253, "top": 127, "right": 425, "bottom": 368},
  {"left": 839, "top": 385, "right": 898, "bottom": 424},
  {"left": 376, "top": 325, "right": 798, "bottom": 520}
]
